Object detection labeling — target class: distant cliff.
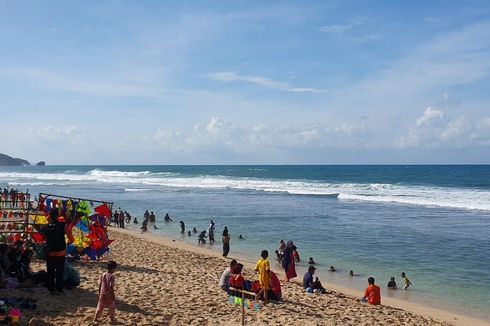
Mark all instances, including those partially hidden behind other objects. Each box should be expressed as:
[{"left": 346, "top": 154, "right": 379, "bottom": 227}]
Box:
[{"left": 0, "top": 153, "right": 30, "bottom": 166}]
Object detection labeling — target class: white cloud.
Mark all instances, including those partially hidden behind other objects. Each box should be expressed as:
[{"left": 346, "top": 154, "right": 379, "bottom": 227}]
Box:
[
  {"left": 318, "top": 18, "right": 364, "bottom": 34},
  {"left": 1, "top": 67, "right": 165, "bottom": 97},
  {"left": 397, "top": 107, "right": 489, "bottom": 149},
  {"left": 207, "top": 71, "right": 327, "bottom": 93},
  {"left": 415, "top": 106, "right": 445, "bottom": 127},
  {"left": 27, "top": 126, "right": 84, "bottom": 141},
  {"left": 147, "top": 117, "right": 367, "bottom": 155}
]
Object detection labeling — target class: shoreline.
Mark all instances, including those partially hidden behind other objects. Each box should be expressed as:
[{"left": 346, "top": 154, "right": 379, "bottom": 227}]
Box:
[{"left": 113, "top": 226, "right": 489, "bottom": 326}]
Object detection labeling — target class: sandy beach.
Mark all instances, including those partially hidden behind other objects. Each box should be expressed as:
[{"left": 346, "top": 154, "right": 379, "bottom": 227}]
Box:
[{"left": 5, "top": 227, "right": 485, "bottom": 325}]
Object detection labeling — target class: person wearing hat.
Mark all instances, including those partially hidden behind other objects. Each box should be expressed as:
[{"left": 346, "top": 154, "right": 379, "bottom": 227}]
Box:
[{"left": 302, "top": 265, "right": 326, "bottom": 294}]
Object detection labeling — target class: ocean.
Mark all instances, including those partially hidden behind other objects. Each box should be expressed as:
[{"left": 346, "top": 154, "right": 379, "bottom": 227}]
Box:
[{"left": 0, "top": 165, "right": 489, "bottom": 319}]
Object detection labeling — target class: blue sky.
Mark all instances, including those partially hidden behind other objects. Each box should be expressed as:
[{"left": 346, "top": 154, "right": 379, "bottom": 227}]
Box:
[{"left": 1, "top": 0, "right": 489, "bottom": 164}]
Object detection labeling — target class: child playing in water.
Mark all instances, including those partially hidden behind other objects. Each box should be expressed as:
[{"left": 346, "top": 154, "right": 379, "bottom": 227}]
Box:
[
  {"left": 198, "top": 231, "right": 207, "bottom": 244},
  {"left": 95, "top": 261, "right": 117, "bottom": 323},
  {"left": 401, "top": 272, "right": 412, "bottom": 290}
]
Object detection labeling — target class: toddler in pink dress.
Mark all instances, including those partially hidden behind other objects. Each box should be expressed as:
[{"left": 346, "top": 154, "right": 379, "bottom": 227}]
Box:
[{"left": 95, "top": 261, "right": 117, "bottom": 323}]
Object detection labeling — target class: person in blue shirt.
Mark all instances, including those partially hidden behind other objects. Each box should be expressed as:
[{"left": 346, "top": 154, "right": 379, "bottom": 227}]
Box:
[{"left": 302, "top": 265, "right": 326, "bottom": 294}]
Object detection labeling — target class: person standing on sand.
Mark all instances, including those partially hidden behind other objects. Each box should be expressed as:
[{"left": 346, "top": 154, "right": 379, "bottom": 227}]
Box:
[
  {"left": 360, "top": 276, "right": 381, "bottom": 305},
  {"left": 282, "top": 240, "right": 297, "bottom": 281},
  {"left": 222, "top": 231, "right": 230, "bottom": 257},
  {"left": 43, "top": 209, "right": 66, "bottom": 295},
  {"left": 95, "top": 261, "right": 117, "bottom": 323},
  {"left": 255, "top": 250, "right": 271, "bottom": 305},
  {"left": 118, "top": 210, "right": 125, "bottom": 229}
]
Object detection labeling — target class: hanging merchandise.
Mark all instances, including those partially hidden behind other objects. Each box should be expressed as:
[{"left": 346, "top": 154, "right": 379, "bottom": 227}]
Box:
[{"left": 31, "top": 193, "right": 114, "bottom": 260}]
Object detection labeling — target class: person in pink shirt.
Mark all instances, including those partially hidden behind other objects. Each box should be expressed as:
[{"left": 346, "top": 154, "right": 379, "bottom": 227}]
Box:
[{"left": 95, "top": 261, "right": 117, "bottom": 323}]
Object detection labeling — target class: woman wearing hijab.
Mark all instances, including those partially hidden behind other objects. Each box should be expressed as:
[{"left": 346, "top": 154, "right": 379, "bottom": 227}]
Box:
[{"left": 281, "top": 240, "right": 297, "bottom": 281}]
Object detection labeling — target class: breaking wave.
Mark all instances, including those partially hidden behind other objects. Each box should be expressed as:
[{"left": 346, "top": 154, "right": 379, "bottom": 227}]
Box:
[{"left": 0, "top": 169, "right": 489, "bottom": 211}]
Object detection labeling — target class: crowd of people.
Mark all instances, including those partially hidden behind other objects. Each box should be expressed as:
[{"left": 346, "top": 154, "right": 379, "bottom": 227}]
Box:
[
  {"left": 218, "top": 235, "right": 414, "bottom": 307},
  {"left": 107, "top": 207, "right": 414, "bottom": 309}
]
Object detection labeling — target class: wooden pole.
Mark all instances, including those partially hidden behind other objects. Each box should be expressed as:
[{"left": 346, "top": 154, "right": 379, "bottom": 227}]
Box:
[{"left": 241, "top": 290, "right": 245, "bottom": 326}]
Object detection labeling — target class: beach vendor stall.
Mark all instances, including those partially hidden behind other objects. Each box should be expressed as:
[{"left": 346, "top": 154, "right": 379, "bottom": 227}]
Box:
[{"left": 30, "top": 193, "right": 114, "bottom": 261}]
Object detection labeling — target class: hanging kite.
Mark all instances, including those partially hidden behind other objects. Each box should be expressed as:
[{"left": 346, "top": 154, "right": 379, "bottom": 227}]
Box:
[{"left": 30, "top": 194, "right": 114, "bottom": 260}]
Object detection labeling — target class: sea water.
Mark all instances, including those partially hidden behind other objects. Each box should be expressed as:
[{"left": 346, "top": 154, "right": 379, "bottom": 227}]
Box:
[{"left": 0, "top": 165, "right": 489, "bottom": 319}]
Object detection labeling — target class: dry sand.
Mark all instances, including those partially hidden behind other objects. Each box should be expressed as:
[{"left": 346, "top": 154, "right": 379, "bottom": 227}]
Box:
[{"left": 6, "top": 227, "right": 487, "bottom": 325}]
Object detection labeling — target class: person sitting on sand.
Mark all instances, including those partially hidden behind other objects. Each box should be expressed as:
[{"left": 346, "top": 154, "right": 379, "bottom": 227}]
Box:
[
  {"left": 401, "top": 272, "right": 412, "bottom": 290},
  {"left": 180, "top": 221, "right": 185, "bottom": 234},
  {"left": 219, "top": 259, "right": 238, "bottom": 293},
  {"left": 387, "top": 276, "right": 397, "bottom": 289},
  {"left": 164, "top": 213, "right": 172, "bottom": 222},
  {"left": 360, "top": 276, "right": 381, "bottom": 305},
  {"left": 63, "top": 260, "right": 80, "bottom": 290},
  {"left": 269, "top": 271, "right": 282, "bottom": 301},
  {"left": 95, "top": 261, "right": 117, "bottom": 323},
  {"left": 255, "top": 250, "right": 271, "bottom": 305},
  {"left": 198, "top": 230, "right": 207, "bottom": 244},
  {"left": 329, "top": 266, "right": 336, "bottom": 272},
  {"left": 308, "top": 257, "right": 316, "bottom": 265},
  {"left": 303, "top": 265, "right": 326, "bottom": 294}
]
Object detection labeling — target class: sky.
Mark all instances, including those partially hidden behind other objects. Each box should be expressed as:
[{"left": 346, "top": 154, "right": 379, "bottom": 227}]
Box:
[{"left": 0, "top": 0, "right": 489, "bottom": 164}]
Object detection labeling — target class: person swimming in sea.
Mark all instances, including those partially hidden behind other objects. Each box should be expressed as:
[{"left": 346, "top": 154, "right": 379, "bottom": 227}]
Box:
[
  {"left": 239, "top": 234, "right": 244, "bottom": 240},
  {"left": 387, "top": 276, "right": 397, "bottom": 289},
  {"left": 192, "top": 227, "right": 197, "bottom": 233},
  {"left": 308, "top": 257, "right": 316, "bottom": 265},
  {"left": 329, "top": 266, "right": 336, "bottom": 272}
]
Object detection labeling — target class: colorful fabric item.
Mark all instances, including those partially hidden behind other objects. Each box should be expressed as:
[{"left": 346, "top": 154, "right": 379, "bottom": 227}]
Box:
[{"left": 94, "top": 204, "right": 111, "bottom": 218}]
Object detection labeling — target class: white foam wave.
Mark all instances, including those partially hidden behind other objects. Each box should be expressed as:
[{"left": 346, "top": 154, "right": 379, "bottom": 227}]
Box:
[
  {"left": 88, "top": 169, "right": 152, "bottom": 177},
  {"left": 124, "top": 188, "right": 152, "bottom": 192},
  {"left": 0, "top": 170, "right": 489, "bottom": 211}
]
